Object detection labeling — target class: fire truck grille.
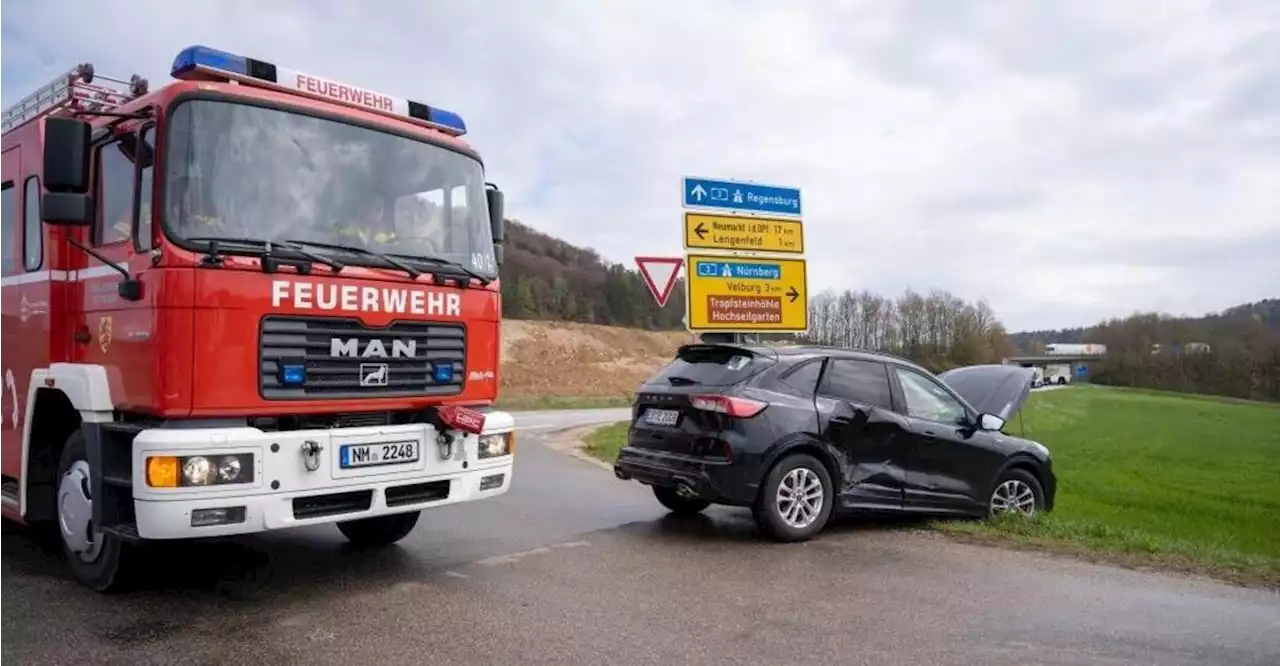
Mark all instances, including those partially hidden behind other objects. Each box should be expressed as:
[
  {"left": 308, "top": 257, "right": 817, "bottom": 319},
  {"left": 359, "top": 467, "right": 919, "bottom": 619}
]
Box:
[{"left": 259, "top": 316, "right": 466, "bottom": 400}]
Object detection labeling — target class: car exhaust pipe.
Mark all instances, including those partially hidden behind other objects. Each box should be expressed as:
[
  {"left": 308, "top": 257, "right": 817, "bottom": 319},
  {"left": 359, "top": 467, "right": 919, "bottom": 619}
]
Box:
[
  {"left": 615, "top": 468, "right": 630, "bottom": 481},
  {"left": 675, "top": 483, "right": 698, "bottom": 500}
]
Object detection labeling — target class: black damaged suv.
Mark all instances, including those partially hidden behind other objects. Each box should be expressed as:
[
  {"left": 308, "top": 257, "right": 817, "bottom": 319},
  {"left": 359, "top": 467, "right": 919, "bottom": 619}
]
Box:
[{"left": 613, "top": 343, "right": 1055, "bottom": 542}]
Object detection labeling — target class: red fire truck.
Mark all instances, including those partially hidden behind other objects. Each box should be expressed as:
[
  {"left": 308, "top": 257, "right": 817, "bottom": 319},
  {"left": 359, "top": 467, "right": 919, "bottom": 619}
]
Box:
[{"left": 1, "top": 45, "right": 515, "bottom": 591}]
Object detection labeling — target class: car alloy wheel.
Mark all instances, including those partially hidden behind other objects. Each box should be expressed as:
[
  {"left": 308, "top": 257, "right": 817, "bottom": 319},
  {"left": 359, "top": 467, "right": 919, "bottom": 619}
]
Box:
[
  {"left": 776, "top": 467, "right": 824, "bottom": 530},
  {"left": 988, "top": 468, "right": 1043, "bottom": 518},
  {"left": 754, "top": 453, "right": 834, "bottom": 542}
]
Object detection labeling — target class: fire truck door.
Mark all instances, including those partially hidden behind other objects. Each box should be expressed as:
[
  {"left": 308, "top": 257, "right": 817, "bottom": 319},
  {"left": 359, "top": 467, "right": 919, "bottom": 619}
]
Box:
[
  {"left": 69, "top": 130, "right": 157, "bottom": 413},
  {"left": 0, "top": 146, "right": 23, "bottom": 486}
]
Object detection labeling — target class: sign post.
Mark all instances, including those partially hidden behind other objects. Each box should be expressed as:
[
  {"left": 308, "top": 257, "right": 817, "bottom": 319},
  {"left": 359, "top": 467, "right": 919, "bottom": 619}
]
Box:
[{"left": 680, "top": 175, "right": 808, "bottom": 341}]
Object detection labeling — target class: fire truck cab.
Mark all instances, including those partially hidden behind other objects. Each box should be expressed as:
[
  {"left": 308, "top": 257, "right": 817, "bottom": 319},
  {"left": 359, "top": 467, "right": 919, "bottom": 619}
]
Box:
[{"left": 1, "top": 46, "right": 516, "bottom": 591}]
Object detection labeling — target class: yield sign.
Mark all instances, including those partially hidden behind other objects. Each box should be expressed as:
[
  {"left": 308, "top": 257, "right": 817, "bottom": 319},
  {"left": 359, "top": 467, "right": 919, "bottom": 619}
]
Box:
[{"left": 635, "top": 256, "right": 684, "bottom": 307}]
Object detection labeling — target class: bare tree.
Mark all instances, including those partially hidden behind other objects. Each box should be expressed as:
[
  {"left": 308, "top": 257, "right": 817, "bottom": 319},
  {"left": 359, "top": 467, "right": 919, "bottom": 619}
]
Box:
[{"left": 804, "top": 287, "right": 1015, "bottom": 371}]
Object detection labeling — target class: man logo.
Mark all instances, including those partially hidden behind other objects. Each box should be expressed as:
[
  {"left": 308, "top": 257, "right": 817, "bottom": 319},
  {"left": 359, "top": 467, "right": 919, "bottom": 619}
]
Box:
[
  {"left": 360, "top": 363, "right": 390, "bottom": 387},
  {"left": 331, "top": 338, "right": 417, "bottom": 359}
]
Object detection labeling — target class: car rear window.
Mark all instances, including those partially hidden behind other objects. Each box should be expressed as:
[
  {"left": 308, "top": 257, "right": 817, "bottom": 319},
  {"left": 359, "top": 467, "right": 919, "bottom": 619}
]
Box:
[{"left": 648, "top": 346, "right": 775, "bottom": 387}]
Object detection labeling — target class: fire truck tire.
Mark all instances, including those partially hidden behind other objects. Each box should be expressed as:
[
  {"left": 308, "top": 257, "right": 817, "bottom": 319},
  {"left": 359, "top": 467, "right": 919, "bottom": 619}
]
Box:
[
  {"left": 57, "top": 430, "right": 133, "bottom": 593},
  {"left": 336, "top": 510, "right": 421, "bottom": 548}
]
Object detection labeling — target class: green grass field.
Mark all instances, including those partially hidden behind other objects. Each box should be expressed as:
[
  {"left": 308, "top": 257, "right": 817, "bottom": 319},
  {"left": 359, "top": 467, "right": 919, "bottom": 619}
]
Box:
[
  {"left": 937, "top": 385, "right": 1280, "bottom": 587},
  {"left": 580, "top": 386, "right": 1280, "bottom": 586}
]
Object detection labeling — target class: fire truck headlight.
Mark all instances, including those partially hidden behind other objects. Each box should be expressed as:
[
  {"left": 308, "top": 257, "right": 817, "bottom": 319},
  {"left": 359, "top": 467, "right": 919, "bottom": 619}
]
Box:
[
  {"left": 145, "top": 454, "right": 255, "bottom": 488},
  {"left": 183, "top": 457, "right": 213, "bottom": 485},
  {"left": 217, "top": 456, "right": 242, "bottom": 482},
  {"left": 477, "top": 432, "right": 513, "bottom": 459}
]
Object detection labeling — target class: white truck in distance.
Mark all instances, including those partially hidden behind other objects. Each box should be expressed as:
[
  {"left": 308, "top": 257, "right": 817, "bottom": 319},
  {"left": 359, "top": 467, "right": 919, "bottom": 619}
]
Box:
[{"left": 1043, "top": 343, "right": 1106, "bottom": 356}]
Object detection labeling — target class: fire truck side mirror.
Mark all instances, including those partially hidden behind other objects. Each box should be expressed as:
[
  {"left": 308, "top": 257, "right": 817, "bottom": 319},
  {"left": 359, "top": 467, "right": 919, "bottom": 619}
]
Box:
[
  {"left": 41, "top": 117, "right": 95, "bottom": 226},
  {"left": 41, "top": 192, "right": 94, "bottom": 226},
  {"left": 486, "top": 185, "right": 505, "bottom": 241},
  {"left": 43, "top": 117, "right": 92, "bottom": 193},
  {"left": 486, "top": 184, "right": 505, "bottom": 266}
]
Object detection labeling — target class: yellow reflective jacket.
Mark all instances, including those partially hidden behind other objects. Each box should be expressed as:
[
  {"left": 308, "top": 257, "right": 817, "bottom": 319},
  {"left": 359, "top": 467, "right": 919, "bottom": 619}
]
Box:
[{"left": 335, "top": 226, "right": 397, "bottom": 244}]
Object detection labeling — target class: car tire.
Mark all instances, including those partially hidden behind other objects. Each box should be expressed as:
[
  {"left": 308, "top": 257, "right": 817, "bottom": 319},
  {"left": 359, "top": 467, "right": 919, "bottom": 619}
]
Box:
[
  {"left": 753, "top": 453, "right": 834, "bottom": 542},
  {"left": 57, "top": 430, "right": 133, "bottom": 593},
  {"left": 337, "top": 511, "right": 421, "bottom": 548},
  {"left": 987, "top": 468, "right": 1045, "bottom": 518},
  {"left": 652, "top": 486, "right": 711, "bottom": 516}
]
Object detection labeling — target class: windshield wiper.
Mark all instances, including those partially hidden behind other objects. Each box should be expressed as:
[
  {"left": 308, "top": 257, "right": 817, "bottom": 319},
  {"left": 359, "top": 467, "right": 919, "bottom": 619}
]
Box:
[
  {"left": 187, "top": 237, "right": 345, "bottom": 273},
  {"left": 667, "top": 376, "right": 701, "bottom": 386},
  {"left": 282, "top": 239, "right": 421, "bottom": 280},
  {"left": 392, "top": 253, "right": 491, "bottom": 285}
]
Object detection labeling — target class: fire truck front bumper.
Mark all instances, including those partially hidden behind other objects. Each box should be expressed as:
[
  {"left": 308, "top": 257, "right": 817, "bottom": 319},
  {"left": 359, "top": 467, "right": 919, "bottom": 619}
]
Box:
[{"left": 126, "top": 412, "right": 516, "bottom": 540}]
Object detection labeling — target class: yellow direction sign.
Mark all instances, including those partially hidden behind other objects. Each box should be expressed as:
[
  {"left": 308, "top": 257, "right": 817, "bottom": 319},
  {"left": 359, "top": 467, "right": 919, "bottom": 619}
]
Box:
[
  {"left": 685, "top": 253, "right": 808, "bottom": 332},
  {"left": 682, "top": 212, "right": 805, "bottom": 254}
]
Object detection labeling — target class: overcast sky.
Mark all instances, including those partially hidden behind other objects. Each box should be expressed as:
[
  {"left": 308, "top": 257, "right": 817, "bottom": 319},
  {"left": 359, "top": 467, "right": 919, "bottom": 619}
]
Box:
[{"left": 4, "top": 1, "right": 1277, "bottom": 331}]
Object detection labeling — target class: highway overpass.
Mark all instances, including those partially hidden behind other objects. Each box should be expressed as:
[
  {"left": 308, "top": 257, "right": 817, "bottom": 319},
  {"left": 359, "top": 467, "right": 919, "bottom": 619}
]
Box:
[{"left": 1004, "top": 355, "right": 1104, "bottom": 381}]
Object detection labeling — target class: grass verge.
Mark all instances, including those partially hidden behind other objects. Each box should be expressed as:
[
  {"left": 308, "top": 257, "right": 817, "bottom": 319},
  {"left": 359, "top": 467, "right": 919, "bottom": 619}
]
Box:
[
  {"left": 494, "top": 395, "right": 633, "bottom": 411},
  {"left": 582, "top": 422, "right": 629, "bottom": 464},
  {"left": 933, "top": 385, "right": 1280, "bottom": 588}
]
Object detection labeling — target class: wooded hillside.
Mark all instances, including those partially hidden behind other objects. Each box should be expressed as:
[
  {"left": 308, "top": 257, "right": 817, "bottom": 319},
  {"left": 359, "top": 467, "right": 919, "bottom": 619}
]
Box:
[
  {"left": 496, "top": 219, "right": 1277, "bottom": 401},
  {"left": 498, "top": 219, "right": 685, "bottom": 329},
  {"left": 1011, "top": 299, "right": 1280, "bottom": 402}
]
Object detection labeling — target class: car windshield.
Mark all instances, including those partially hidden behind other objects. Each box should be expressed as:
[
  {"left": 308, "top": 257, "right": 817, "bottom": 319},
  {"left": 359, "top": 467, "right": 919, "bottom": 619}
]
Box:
[{"left": 163, "top": 98, "right": 498, "bottom": 278}]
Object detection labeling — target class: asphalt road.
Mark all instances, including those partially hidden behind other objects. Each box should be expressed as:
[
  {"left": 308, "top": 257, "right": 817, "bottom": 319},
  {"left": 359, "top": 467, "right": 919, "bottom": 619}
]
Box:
[{"left": 3, "top": 408, "right": 1278, "bottom": 666}]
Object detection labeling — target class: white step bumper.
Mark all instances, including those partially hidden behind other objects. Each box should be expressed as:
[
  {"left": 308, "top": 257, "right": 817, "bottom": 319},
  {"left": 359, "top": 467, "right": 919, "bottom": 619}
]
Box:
[{"left": 127, "top": 411, "right": 515, "bottom": 540}]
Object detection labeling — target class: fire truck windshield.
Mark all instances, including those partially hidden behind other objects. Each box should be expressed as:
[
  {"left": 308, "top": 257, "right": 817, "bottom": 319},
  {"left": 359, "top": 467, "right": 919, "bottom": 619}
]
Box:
[{"left": 163, "top": 98, "right": 498, "bottom": 278}]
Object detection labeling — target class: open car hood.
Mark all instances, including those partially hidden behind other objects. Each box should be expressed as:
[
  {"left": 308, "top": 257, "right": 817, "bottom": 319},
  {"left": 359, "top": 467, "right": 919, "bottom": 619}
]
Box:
[{"left": 938, "top": 364, "right": 1034, "bottom": 421}]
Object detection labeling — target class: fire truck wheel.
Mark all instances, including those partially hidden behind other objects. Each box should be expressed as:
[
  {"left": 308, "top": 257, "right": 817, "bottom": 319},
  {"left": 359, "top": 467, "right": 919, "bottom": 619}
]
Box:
[
  {"left": 57, "top": 430, "right": 132, "bottom": 592},
  {"left": 336, "top": 510, "right": 421, "bottom": 548}
]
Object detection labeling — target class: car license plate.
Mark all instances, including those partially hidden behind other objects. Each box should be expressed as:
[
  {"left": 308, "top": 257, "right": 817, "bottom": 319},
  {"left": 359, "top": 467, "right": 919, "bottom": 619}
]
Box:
[
  {"left": 340, "top": 441, "right": 420, "bottom": 468},
  {"left": 643, "top": 408, "right": 680, "bottom": 427}
]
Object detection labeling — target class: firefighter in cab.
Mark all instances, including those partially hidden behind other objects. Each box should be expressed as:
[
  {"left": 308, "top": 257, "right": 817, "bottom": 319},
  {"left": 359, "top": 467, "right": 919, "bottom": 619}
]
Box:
[
  {"left": 169, "top": 173, "right": 224, "bottom": 231},
  {"left": 335, "top": 197, "right": 397, "bottom": 246}
]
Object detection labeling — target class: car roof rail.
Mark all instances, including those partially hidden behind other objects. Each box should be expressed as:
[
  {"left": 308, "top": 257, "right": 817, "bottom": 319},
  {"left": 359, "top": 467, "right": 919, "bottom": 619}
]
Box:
[{"left": 783, "top": 343, "right": 926, "bottom": 367}]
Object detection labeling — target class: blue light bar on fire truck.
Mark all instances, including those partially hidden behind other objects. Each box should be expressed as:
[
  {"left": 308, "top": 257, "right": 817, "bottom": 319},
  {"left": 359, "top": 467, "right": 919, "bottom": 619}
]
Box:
[{"left": 169, "top": 45, "right": 467, "bottom": 136}]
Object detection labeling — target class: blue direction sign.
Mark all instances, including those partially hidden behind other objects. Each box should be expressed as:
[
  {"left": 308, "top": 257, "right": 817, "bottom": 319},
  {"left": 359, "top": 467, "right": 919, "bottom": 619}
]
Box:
[
  {"left": 683, "top": 176, "right": 802, "bottom": 216},
  {"left": 694, "top": 259, "right": 782, "bottom": 281}
]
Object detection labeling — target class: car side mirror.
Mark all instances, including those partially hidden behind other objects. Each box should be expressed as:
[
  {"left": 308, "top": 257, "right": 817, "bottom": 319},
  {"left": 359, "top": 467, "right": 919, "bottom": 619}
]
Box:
[{"left": 977, "top": 413, "right": 1005, "bottom": 431}]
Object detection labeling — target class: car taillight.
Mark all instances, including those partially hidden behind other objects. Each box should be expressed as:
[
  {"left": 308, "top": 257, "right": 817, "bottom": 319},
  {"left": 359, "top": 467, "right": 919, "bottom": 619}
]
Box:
[{"left": 689, "top": 394, "right": 767, "bottom": 418}]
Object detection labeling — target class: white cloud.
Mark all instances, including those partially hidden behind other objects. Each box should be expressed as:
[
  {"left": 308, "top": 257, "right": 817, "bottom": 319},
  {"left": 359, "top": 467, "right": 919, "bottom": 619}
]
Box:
[{"left": 3, "top": 0, "right": 1277, "bottom": 331}]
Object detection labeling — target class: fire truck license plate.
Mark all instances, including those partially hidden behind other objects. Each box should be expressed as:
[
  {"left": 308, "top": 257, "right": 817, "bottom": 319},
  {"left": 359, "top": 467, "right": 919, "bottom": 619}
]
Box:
[{"left": 340, "top": 441, "right": 420, "bottom": 468}]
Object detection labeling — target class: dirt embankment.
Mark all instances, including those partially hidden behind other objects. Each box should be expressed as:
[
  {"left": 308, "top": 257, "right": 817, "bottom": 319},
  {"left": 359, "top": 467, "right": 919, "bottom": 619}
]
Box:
[{"left": 499, "top": 320, "right": 691, "bottom": 399}]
